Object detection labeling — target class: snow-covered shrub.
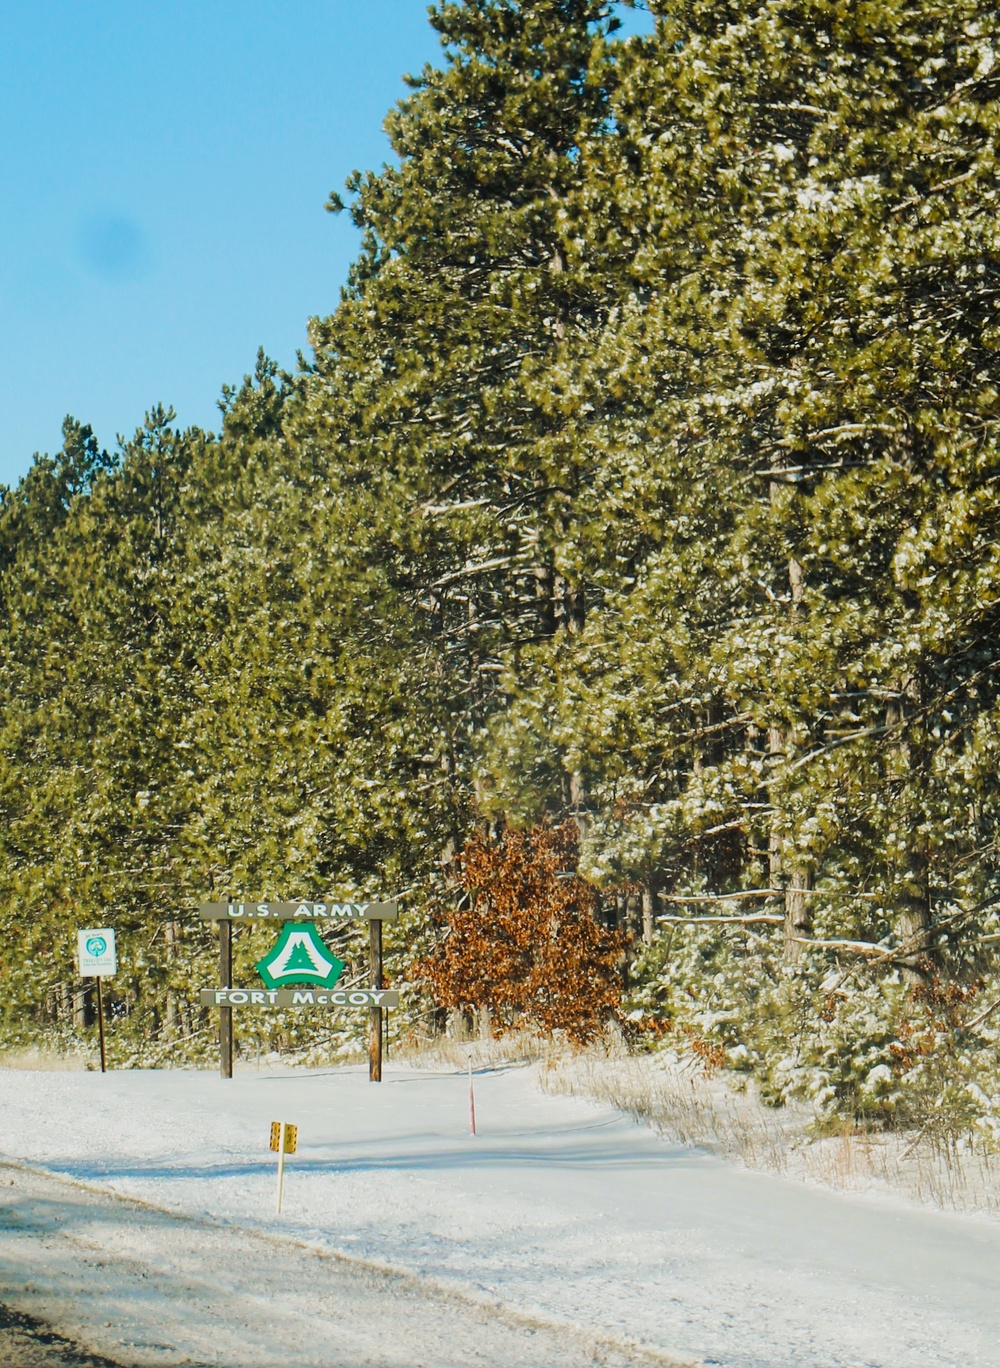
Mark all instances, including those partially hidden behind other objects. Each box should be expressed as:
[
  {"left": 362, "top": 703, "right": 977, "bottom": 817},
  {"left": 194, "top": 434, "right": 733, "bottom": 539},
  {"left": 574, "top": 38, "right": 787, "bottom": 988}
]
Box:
[{"left": 627, "top": 921, "right": 1000, "bottom": 1145}]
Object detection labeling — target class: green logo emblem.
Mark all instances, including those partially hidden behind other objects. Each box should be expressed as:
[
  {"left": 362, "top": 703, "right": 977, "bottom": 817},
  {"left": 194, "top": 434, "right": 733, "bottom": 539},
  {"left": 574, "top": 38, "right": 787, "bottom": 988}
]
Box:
[{"left": 255, "top": 923, "right": 345, "bottom": 990}]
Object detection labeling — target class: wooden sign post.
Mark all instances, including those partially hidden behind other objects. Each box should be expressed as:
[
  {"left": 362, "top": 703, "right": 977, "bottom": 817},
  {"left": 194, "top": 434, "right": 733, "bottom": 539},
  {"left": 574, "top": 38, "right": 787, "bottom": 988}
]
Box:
[
  {"left": 369, "top": 917, "right": 383, "bottom": 1083},
  {"left": 219, "top": 919, "right": 233, "bottom": 1080}
]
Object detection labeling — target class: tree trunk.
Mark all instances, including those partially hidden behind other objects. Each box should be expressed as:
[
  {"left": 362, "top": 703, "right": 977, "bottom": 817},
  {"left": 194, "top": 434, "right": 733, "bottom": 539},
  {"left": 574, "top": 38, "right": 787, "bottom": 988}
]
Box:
[
  {"left": 784, "top": 867, "right": 814, "bottom": 964},
  {"left": 164, "top": 919, "right": 179, "bottom": 1039},
  {"left": 72, "top": 985, "right": 92, "bottom": 1028},
  {"left": 534, "top": 562, "right": 556, "bottom": 637},
  {"left": 770, "top": 748, "right": 815, "bottom": 965},
  {"left": 767, "top": 526, "right": 815, "bottom": 964},
  {"left": 768, "top": 724, "right": 784, "bottom": 894},
  {"left": 569, "top": 769, "right": 588, "bottom": 844},
  {"left": 625, "top": 890, "right": 641, "bottom": 941},
  {"left": 887, "top": 678, "right": 932, "bottom": 983},
  {"left": 641, "top": 883, "right": 655, "bottom": 947}
]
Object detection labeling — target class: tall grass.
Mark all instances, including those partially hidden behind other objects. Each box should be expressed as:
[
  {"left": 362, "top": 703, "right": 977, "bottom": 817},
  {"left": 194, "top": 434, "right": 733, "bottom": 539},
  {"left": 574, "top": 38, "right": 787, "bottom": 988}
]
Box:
[
  {"left": 535, "top": 1046, "right": 1000, "bottom": 1218},
  {"left": 0, "top": 1046, "right": 91, "bottom": 1071}
]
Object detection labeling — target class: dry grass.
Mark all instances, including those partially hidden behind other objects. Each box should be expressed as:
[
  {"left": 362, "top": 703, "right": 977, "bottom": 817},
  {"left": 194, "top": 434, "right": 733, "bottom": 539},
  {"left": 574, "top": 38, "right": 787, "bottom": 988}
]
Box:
[
  {"left": 534, "top": 1046, "right": 1000, "bottom": 1219},
  {"left": 0, "top": 1046, "right": 91, "bottom": 1071},
  {"left": 394, "top": 1029, "right": 556, "bottom": 1072},
  {"left": 14, "top": 1024, "right": 993, "bottom": 1215}
]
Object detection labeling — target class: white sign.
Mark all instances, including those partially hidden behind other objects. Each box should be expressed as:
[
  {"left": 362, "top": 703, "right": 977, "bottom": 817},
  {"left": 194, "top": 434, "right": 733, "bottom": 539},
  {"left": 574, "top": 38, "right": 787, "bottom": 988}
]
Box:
[
  {"left": 78, "top": 928, "right": 117, "bottom": 977},
  {"left": 198, "top": 901, "right": 398, "bottom": 921},
  {"left": 200, "top": 987, "right": 398, "bottom": 1008}
]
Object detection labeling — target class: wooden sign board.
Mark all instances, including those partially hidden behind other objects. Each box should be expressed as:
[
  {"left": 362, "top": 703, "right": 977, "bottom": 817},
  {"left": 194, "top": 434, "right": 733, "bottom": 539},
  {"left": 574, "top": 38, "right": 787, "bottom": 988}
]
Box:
[
  {"left": 199, "top": 987, "right": 399, "bottom": 1008},
  {"left": 198, "top": 901, "right": 398, "bottom": 922}
]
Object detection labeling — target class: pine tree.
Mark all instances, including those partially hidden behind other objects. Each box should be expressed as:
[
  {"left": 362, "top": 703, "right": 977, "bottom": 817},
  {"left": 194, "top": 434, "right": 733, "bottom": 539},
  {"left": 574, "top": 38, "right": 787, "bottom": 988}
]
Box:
[{"left": 297, "top": 0, "right": 629, "bottom": 847}]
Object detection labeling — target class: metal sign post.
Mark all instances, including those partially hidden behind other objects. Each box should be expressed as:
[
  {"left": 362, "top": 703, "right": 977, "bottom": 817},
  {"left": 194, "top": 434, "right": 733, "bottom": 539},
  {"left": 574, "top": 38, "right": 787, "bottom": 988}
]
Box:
[
  {"left": 77, "top": 929, "right": 117, "bottom": 1073},
  {"left": 96, "top": 979, "right": 107, "bottom": 1075}
]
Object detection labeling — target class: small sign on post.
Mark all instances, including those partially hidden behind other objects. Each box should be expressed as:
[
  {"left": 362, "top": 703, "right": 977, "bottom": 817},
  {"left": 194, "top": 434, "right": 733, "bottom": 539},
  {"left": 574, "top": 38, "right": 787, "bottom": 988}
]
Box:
[
  {"left": 270, "top": 1121, "right": 298, "bottom": 1213},
  {"left": 78, "top": 929, "right": 117, "bottom": 976},
  {"left": 77, "top": 929, "right": 117, "bottom": 1074}
]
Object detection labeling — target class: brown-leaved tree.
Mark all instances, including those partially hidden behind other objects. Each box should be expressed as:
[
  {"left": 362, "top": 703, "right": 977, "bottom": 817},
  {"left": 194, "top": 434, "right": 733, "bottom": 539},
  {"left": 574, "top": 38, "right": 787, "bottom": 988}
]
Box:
[{"left": 419, "top": 822, "right": 623, "bottom": 1043}]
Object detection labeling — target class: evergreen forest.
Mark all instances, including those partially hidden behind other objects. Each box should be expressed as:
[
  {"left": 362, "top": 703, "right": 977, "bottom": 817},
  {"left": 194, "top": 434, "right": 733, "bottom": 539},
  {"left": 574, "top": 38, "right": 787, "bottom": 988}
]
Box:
[{"left": 5, "top": 0, "right": 1000, "bottom": 1139}]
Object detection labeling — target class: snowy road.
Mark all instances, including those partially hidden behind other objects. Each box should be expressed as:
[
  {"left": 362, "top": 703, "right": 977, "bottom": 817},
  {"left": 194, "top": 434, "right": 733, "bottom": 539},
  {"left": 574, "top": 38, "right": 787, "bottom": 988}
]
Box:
[
  {"left": 0, "top": 1164, "right": 663, "bottom": 1367},
  {"left": 0, "top": 1061, "right": 996, "bottom": 1367},
  {"left": 0, "top": 1293, "right": 125, "bottom": 1367}
]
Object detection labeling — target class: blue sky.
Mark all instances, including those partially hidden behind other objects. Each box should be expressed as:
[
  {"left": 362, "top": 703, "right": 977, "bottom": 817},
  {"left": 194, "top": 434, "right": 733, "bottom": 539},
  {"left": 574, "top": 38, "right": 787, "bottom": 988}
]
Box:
[{"left": 0, "top": 2, "right": 652, "bottom": 487}]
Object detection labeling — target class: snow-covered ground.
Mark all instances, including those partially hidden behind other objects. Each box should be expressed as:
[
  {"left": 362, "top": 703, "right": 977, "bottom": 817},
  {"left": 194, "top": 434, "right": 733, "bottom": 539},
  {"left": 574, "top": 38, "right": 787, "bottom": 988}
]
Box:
[
  {"left": 0, "top": 1163, "right": 654, "bottom": 1368},
  {"left": 0, "top": 1060, "right": 997, "bottom": 1368}
]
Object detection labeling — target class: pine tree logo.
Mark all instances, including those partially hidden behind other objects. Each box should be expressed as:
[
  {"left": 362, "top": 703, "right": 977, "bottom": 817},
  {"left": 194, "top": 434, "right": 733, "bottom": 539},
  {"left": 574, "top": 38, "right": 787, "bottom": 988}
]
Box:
[{"left": 255, "top": 923, "right": 345, "bottom": 990}]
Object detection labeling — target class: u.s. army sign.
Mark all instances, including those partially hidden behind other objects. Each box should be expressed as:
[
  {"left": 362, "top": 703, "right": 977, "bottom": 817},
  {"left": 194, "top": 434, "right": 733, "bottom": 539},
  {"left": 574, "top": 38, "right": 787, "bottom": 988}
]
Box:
[
  {"left": 199, "top": 987, "right": 399, "bottom": 1008},
  {"left": 199, "top": 901, "right": 397, "bottom": 922},
  {"left": 254, "top": 923, "right": 345, "bottom": 990}
]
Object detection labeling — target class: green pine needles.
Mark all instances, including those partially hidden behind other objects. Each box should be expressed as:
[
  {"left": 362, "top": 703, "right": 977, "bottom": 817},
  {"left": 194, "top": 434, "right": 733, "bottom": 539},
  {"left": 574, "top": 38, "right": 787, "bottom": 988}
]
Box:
[{"left": 3, "top": 0, "right": 1000, "bottom": 1139}]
